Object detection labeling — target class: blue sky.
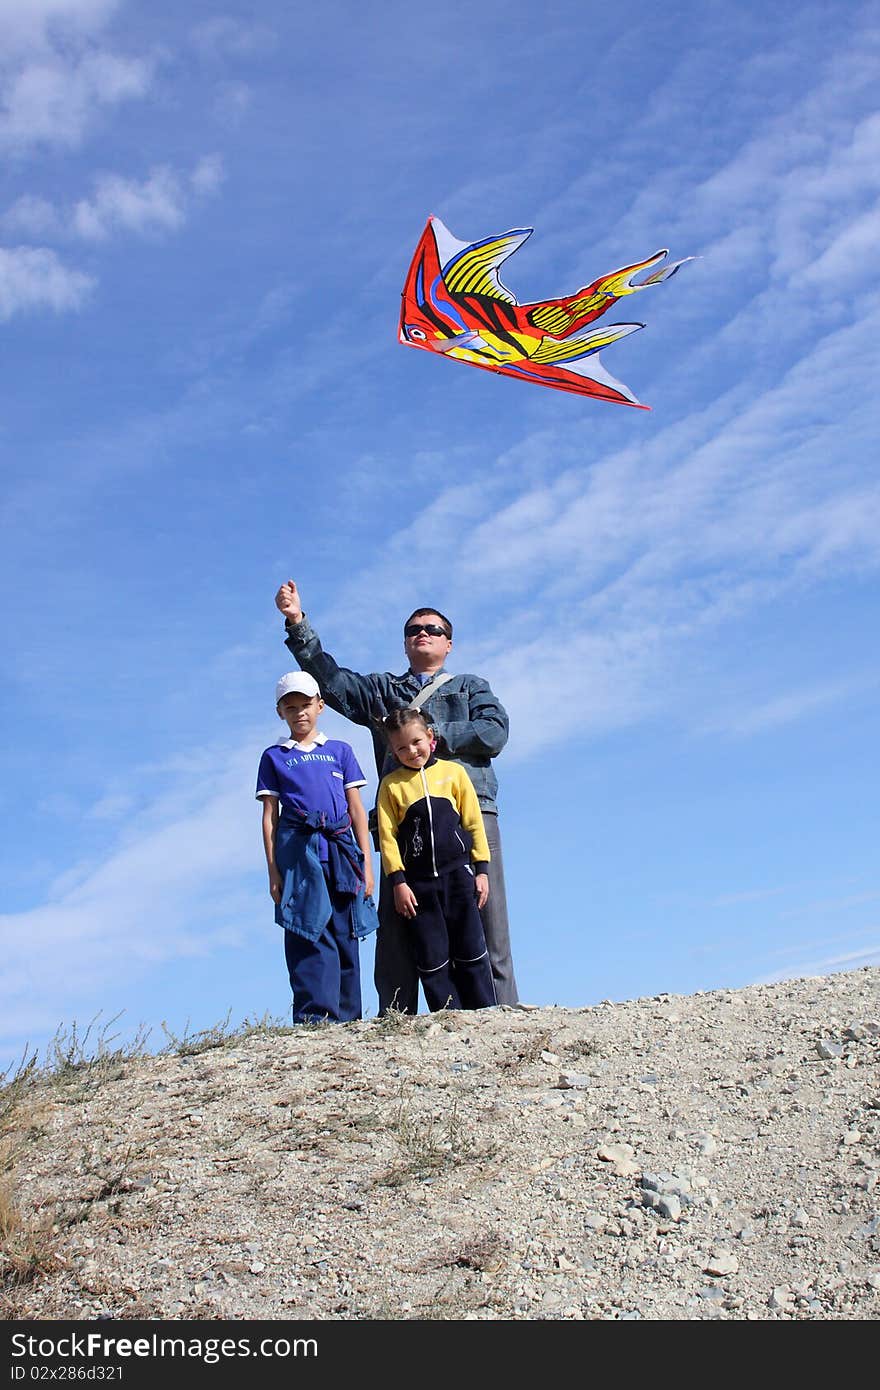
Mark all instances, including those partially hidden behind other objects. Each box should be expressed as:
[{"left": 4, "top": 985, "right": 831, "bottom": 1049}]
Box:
[{"left": 2, "top": 0, "right": 879, "bottom": 1072}]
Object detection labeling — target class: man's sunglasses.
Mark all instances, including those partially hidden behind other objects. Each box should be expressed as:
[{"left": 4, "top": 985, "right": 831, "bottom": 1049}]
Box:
[{"left": 404, "top": 623, "right": 449, "bottom": 639}]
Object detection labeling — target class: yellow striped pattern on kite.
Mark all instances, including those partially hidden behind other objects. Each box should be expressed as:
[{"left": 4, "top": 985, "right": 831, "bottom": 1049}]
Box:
[{"left": 442, "top": 236, "right": 521, "bottom": 303}]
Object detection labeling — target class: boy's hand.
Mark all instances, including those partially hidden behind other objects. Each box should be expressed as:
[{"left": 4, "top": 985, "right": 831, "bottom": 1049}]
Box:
[
  {"left": 474, "top": 873, "right": 489, "bottom": 909},
  {"left": 268, "top": 867, "right": 283, "bottom": 905},
  {"left": 363, "top": 868, "right": 375, "bottom": 899},
  {"left": 394, "top": 882, "right": 419, "bottom": 919},
  {"left": 275, "top": 580, "right": 303, "bottom": 624}
]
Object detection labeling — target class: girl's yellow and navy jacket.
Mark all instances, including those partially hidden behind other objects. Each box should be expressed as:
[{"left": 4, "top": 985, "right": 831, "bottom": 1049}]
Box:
[{"left": 377, "top": 755, "right": 490, "bottom": 887}]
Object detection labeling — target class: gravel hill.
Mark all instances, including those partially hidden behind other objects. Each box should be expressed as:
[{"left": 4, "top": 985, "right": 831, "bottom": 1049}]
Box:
[{"left": 2, "top": 967, "right": 879, "bottom": 1321}]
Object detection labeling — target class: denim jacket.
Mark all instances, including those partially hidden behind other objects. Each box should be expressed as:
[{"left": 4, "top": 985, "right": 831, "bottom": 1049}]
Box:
[
  {"left": 284, "top": 616, "right": 508, "bottom": 813},
  {"left": 274, "top": 808, "right": 379, "bottom": 942}
]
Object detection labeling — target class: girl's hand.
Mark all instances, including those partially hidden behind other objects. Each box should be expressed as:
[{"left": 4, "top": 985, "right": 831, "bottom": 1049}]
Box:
[
  {"left": 394, "top": 882, "right": 419, "bottom": 919},
  {"left": 474, "top": 873, "right": 489, "bottom": 909}
]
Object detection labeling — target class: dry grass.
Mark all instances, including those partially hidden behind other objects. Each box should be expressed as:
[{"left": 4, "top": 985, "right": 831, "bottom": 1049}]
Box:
[
  {"left": 496, "top": 1028, "right": 555, "bottom": 1072},
  {"left": 0, "top": 1173, "right": 60, "bottom": 1297},
  {"left": 373, "top": 1083, "right": 498, "bottom": 1187},
  {"left": 159, "top": 1009, "right": 300, "bottom": 1056}
]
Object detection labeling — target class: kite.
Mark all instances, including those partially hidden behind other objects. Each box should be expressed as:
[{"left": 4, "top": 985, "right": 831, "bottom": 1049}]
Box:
[{"left": 399, "top": 216, "right": 692, "bottom": 409}]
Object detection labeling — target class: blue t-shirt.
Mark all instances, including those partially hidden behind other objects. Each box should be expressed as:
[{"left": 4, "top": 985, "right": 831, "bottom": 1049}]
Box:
[{"left": 256, "top": 733, "right": 366, "bottom": 861}]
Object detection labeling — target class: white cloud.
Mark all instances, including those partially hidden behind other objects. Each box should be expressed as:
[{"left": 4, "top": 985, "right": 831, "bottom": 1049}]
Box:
[
  {"left": 0, "top": 707, "right": 376, "bottom": 1063},
  {"left": 3, "top": 155, "right": 225, "bottom": 245},
  {"left": 701, "top": 678, "right": 875, "bottom": 738},
  {"left": 1, "top": 193, "right": 60, "bottom": 237},
  {"left": 760, "top": 943, "right": 880, "bottom": 984},
  {"left": 0, "top": 244, "right": 94, "bottom": 319},
  {"left": 0, "top": 740, "right": 258, "bottom": 1044},
  {"left": 73, "top": 165, "right": 185, "bottom": 239},
  {"left": 190, "top": 16, "right": 275, "bottom": 61},
  {"left": 71, "top": 156, "right": 224, "bottom": 239},
  {"left": 87, "top": 792, "right": 136, "bottom": 821},
  {"left": 0, "top": 0, "right": 152, "bottom": 152},
  {"left": 212, "top": 80, "right": 251, "bottom": 126},
  {"left": 801, "top": 201, "right": 880, "bottom": 286},
  {"left": 0, "top": 0, "right": 120, "bottom": 56},
  {"left": 190, "top": 153, "right": 225, "bottom": 197},
  {"left": 0, "top": 51, "right": 152, "bottom": 152},
  {"left": 316, "top": 282, "right": 880, "bottom": 761}
]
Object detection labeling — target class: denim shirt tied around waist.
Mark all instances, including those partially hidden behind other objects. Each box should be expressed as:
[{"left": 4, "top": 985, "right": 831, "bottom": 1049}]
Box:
[{"left": 274, "top": 808, "right": 379, "bottom": 943}]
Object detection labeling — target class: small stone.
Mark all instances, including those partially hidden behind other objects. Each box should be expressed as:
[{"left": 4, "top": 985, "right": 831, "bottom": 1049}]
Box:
[
  {"left": 597, "top": 1141, "right": 634, "bottom": 1163},
  {"left": 540, "top": 1050, "right": 561, "bottom": 1064},
  {"left": 790, "top": 1207, "right": 810, "bottom": 1229},
  {"left": 642, "top": 1191, "right": 682, "bottom": 1222},
  {"left": 769, "top": 1286, "right": 794, "bottom": 1309},
  {"left": 704, "top": 1253, "right": 739, "bottom": 1277},
  {"left": 595, "top": 1139, "right": 642, "bottom": 1173},
  {"left": 866, "top": 1273, "right": 880, "bottom": 1291},
  {"left": 559, "top": 1073, "right": 593, "bottom": 1089},
  {"left": 641, "top": 1172, "right": 692, "bottom": 1201},
  {"left": 530, "top": 1156, "right": 556, "bottom": 1174},
  {"left": 695, "top": 1133, "right": 718, "bottom": 1157},
  {"left": 816, "top": 1040, "right": 843, "bottom": 1060},
  {"left": 842, "top": 1131, "right": 862, "bottom": 1146}
]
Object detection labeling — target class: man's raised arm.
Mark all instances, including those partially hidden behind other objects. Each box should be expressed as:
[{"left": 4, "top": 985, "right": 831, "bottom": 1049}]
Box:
[
  {"left": 274, "top": 579, "right": 379, "bottom": 728},
  {"left": 429, "top": 677, "right": 509, "bottom": 760}
]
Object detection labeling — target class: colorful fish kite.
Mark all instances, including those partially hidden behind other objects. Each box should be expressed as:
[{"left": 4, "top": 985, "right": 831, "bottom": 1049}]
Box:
[{"left": 399, "top": 216, "right": 692, "bottom": 408}]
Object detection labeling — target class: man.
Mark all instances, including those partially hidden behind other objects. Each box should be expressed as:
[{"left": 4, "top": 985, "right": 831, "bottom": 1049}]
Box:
[{"left": 274, "top": 580, "right": 518, "bottom": 1013}]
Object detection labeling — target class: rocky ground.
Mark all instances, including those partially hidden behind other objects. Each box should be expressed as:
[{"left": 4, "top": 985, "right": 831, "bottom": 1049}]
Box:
[{"left": 2, "top": 967, "right": 879, "bottom": 1321}]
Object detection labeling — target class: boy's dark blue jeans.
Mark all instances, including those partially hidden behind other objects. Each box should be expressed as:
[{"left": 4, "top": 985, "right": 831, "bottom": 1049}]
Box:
[{"left": 284, "top": 864, "right": 362, "bottom": 1023}]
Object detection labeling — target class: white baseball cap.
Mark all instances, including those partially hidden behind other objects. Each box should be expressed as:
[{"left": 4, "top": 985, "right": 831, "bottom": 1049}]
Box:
[{"left": 275, "top": 671, "right": 321, "bottom": 705}]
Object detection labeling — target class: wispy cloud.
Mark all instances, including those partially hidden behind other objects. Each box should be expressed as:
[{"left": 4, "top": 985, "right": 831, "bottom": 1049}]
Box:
[
  {"left": 71, "top": 156, "right": 224, "bottom": 240},
  {"left": 0, "top": 155, "right": 224, "bottom": 315},
  {"left": 0, "top": 193, "right": 61, "bottom": 238},
  {"left": 0, "top": 244, "right": 94, "bottom": 319},
  {"left": 190, "top": 16, "right": 275, "bottom": 61},
  {"left": 710, "top": 885, "right": 795, "bottom": 909},
  {"left": 0, "top": 707, "right": 377, "bottom": 1062},
  {"left": 0, "top": 737, "right": 258, "bottom": 1056},
  {"left": 319, "top": 288, "right": 880, "bottom": 757},
  {"left": 0, "top": 0, "right": 153, "bottom": 153},
  {"left": 3, "top": 3, "right": 879, "bottom": 1067},
  {"left": 0, "top": 1, "right": 121, "bottom": 57},
  {"left": 701, "top": 677, "right": 878, "bottom": 738},
  {"left": 760, "top": 941, "right": 880, "bottom": 984}
]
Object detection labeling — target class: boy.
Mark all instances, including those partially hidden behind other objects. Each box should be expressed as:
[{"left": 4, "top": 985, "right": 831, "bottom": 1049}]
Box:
[
  {"left": 256, "top": 671, "right": 377, "bottom": 1023},
  {"left": 376, "top": 708, "right": 496, "bottom": 1012}
]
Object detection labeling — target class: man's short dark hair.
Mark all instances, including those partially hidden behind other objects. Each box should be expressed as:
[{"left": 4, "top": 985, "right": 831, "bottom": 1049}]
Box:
[{"left": 404, "top": 607, "right": 453, "bottom": 638}]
